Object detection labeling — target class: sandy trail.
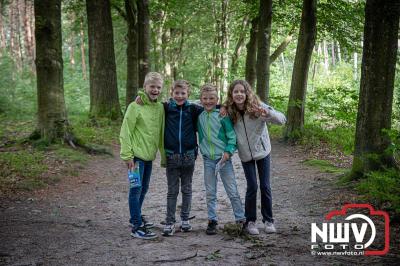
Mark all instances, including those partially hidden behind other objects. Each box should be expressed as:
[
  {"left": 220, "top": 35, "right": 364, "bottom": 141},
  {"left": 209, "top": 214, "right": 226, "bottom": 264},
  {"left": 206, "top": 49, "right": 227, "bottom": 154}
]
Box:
[{"left": 0, "top": 140, "right": 399, "bottom": 265}]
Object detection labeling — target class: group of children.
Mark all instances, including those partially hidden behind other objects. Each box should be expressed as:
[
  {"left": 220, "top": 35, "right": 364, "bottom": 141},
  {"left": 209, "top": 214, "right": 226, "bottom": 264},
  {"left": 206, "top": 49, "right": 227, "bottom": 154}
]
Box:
[{"left": 119, "top": 72, "right": 286, "bottom": 239}]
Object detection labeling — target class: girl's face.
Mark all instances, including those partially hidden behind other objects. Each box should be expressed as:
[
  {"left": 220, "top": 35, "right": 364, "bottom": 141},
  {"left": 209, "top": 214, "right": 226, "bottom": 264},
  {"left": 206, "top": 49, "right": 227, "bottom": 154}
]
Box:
[
  {"left": 232, "top": 84, "right": 246, "bottom": 108},
  {"left": 172, "top": 87, "right": 189, "bottom": 106},
  {"left": 144, "top": 80, "right": 163, "bottom": 101}
]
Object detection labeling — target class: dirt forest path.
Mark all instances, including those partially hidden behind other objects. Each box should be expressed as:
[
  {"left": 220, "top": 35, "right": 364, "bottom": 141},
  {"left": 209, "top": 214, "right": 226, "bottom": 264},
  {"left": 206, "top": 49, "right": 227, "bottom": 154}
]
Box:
[{"left": 0, "top": 140, "right": 399, "bottom": 265}]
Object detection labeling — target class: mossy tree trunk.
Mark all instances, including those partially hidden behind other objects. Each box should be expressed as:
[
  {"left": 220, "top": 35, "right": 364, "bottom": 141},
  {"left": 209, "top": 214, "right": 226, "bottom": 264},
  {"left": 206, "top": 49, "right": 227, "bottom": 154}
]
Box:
[
  {"left": 34, "top": 0, "right": 72, "bottom": 142},
  {"left": 351, "top": 0, "right": 399, "bottom": 178},
  {"left": 255, "top": 0, "right": 272, "bottom": 102},
  {"left": 284, "top": 0, "right": 317, "bottom": 141},
  {"left": 86, "top": 0, "right": 121, "bottom": 120}
]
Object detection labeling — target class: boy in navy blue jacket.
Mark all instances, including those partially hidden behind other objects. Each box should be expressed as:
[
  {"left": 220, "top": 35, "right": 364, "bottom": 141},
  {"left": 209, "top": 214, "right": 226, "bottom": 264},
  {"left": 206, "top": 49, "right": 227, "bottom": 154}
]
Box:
[{"left": 162, "top": 80, "right": 203, "bottom": 236}]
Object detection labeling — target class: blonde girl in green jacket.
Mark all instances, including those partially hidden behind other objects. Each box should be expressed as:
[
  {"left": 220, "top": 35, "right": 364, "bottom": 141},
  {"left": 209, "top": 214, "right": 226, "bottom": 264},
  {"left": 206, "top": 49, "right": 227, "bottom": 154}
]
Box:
[{"left": 119, "top": 72, "right": 165, "bottom": 240}]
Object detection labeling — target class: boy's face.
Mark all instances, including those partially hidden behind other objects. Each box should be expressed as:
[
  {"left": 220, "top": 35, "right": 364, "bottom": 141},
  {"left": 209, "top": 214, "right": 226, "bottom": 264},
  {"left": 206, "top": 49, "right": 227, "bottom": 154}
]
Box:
[
  {"left": 200, "top": 91, "right": 218, "bottom": 112},
  {"left": 172, "top": 86, "right": 189, "bottom": 106},
  {"left": 144, "top": 80, "right": 163, "bottom": 101}
]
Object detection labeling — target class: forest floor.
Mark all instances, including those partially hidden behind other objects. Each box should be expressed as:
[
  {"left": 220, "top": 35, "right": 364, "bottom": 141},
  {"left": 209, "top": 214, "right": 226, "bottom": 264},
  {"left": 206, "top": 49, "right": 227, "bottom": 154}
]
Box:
[{"left": 0, "top": 140, "right": 399, "bottom": 265}]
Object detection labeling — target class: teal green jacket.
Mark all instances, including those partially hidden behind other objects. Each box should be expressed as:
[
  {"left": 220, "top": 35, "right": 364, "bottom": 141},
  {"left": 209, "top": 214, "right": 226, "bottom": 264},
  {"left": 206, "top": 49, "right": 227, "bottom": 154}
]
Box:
[
  {"left": 197, "top": 108, "right": 236, "bottom": 160},
  {"left": 120, "top": 91, "right": 165, "bottom": 164}
]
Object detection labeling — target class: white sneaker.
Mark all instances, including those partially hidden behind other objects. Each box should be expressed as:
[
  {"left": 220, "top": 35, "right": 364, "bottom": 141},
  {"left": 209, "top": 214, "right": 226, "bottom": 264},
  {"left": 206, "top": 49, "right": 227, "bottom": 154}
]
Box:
[
  {"left": 163, "top": 224, "right": 175, "bottom": 236},
  {"left": 246, "top": 221, "right": 259, "bottom": 235},
  {"left": 264, "top": 222, "right": 276, "bottom": 233}
]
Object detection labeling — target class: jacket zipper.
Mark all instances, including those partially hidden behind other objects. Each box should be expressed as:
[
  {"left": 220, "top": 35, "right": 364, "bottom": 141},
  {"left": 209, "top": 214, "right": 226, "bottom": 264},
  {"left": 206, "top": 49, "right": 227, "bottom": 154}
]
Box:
[
  {"left": 179, "top": 107, "right": 182, "bottom": 154},
  {"left": 241, "top": 114, "right": 254, "bottom": 160},
  {"left": 207, "top": 112, "right": 214, "bottom": 159}
]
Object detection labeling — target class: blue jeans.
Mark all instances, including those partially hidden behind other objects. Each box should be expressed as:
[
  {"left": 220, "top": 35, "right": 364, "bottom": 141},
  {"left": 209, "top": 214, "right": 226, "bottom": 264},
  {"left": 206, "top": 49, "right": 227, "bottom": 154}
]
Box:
[
  {"left": 203, "top": 156, "right": 245, "bottom": 222},
  {"left": 241, "top": 154, "right": 273, "bottom": 223},
  {"left": 165, "top": 153, "right": 195, "bottom": 224},
  {"left": 129, "top": 158, "right": 153, "bottom": 230}
]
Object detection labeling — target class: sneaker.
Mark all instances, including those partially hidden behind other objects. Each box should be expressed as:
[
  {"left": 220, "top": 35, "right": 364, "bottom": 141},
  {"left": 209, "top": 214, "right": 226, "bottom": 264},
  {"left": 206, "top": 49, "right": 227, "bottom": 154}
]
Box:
[
  {"left": 246, "top": 221, "right": 259, "bottom": 235},
  {"left": 163, "top": 223, "right": 175, "bottom": 236},
  {"left": 264, "top": 222, "right": 276, "bottom": 233},
  {"left": 131, "top": 226, "right": 157, "bottom": 239},
  {"left": 206, "top": 220, "right": 218, "bottom": 235},
  {"left": 141, "top": 215, "right": 154, "bottom": 229},
  {"left": 180, "top": 220, "right": 192, "bottom": 232}
]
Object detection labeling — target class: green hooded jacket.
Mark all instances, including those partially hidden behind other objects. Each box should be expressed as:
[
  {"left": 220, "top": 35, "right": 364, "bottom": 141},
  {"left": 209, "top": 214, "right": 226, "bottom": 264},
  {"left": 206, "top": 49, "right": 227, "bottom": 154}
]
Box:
[{"left": 120, "top": 91, "right": 165, "bottom": 164}]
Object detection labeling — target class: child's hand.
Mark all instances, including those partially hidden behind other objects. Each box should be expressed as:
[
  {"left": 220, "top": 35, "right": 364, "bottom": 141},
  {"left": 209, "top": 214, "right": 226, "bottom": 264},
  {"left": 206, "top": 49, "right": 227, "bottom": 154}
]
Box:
[
  {"left": 250, "top": 104, "right": 269, "bottom": 117},
  {"left": 125, "top": 160, "right": 135, "bottom": 171},
  {"left": 219, "top": 106, "right": 228, "bottom": 117},
  {"left": 135, "top": 96, "right": 144, "bottom": 105},
  {"left": 221, "top": 152, "right": 230, "bottom": 163}
]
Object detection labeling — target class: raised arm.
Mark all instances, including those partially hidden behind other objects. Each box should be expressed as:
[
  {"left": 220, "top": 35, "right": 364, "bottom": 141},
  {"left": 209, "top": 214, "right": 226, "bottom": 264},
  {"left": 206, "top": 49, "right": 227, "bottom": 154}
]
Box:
[{"left": 260, "top": 103, "right": 287, "bottom": 125}]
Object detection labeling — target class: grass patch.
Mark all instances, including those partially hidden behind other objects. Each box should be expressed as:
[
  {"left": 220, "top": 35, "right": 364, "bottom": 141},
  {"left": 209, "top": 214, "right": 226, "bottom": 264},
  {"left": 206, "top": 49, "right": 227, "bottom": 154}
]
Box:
[
  {"left": 54, "top": 146, "right": 89, "bottom": 163},
  {"left": 0, "top": 150, "right": 48, "bottom": 191},
  {"left": 357, "top": 168, "right": 400, "bottom": 216},
  {"left": 303, "top": 159, "right": 346, "bottom": 174}
]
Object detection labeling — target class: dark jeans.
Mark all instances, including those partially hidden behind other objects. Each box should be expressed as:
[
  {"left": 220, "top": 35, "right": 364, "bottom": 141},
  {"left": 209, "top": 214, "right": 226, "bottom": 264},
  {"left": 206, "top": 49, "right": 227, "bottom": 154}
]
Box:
[
  {"left": 165, "top": 153, "right": 195, "bottom": 224},
  {"left": 129, "top": 158, "right": 153, "bottom": 230},
  {"left": 241, "top": 154, "right": 273, "bottom": 223}
]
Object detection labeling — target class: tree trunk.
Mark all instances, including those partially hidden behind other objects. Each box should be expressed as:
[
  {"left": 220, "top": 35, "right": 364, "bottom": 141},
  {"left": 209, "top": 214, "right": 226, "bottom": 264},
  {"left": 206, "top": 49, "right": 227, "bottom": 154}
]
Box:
[
  {"left": 69, "top": 36, "right": 75, "bottom": 66},
  {"left": 125, "top": 0, "right": 139, "bottom": 108},
  {"left": 351, "top": 0, "right": 399, "bottom": 177},
  {"left": 138, "top": 0, "right": 150, "bottom": 86},
  {"left": 353, "top": 52, "right": 358, "bottom": 80},
  {"left": 245, "top": 17, "right": 258, "bottom": 89},
  {"left": 336, "top": 41, "right": 341, "bottom": 62},
  {"left": 256, "top": 0, "right": 272, "bottom": 102},
  {"left": 24, "top": 0, "right": 34, "bottom": 61},
  {"left": 220, "top": 0, "right": 229, "bottom": 97},
  {"left": 230, "top": 16, "right": 248, "bottom": 77},
  {"left": 284, "top": 0, "right": 317, "bottom": 141},
  {"left": 0, "top": 1, "right": 6, "bottom": 53},
  {"left": 86, "top": 0, "right": 121, "bottom": 120},
  {"left": 34, "top": 0, "right": 71, "bottom": 142},
  {"left": 80, "top": 19, "right": 87, "bottom": 80},
  {"left": 323, "top": 39, "right": 329, "bottom": 72},
  {"left": 331, "top": 41, "right": 336, "bottom": 66},
  {"left": 270, "top": 32, "right": 294, "bottom": 64}
]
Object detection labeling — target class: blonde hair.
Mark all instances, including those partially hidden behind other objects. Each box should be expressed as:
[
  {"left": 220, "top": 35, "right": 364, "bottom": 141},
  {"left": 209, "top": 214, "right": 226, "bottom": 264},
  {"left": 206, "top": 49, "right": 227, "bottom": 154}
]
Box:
[
  {"left": 225, "top": 79, "right": 261, "bottom": 123},
  {"left": 200, "top": 83, "right": 218, "bottom": 98},
  {"left": 143, "top": 72, "right": 163, "bottom": 87},
  {"left": 170, "top": 80, "right": 191, "bottom": 95}
]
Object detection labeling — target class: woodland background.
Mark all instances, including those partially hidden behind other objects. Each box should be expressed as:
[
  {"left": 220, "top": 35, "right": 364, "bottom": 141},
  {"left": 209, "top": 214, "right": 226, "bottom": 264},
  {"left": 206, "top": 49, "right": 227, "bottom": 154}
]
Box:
[{"left": 0, "top": 0, "right": 399, "bottom": 217}]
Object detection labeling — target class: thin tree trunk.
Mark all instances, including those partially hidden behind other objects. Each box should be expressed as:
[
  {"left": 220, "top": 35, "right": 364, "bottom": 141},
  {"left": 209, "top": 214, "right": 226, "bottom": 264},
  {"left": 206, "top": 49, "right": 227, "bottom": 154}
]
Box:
[
  {"left": 86, "top": 0, "right": 121, "bottom": 120},
  {"left": 80, "top": 19, "right": 87, "bottom": 80},
  {"left": 69, "top": 37, "right": 75, "bottom": 66},
  {"left": 0, "top": 1, "right": 6, "bottom": 53},
  {"left": 281, "top": 53, "right": 286, "bottom": 76},
  {"left": 331, "top": 41, "right": 335, "bottom": 66},
  {"left": 245, "top": 17, "right": 258, "bottom": 89},
  {"left": 24, "top": 0, "right": 33, "bottom": 60},
  {"left": 256, "top": 0, "right": 272, "bottom": 102},
  {"left": 353, "top": 52, "right": 358, "bottom": 80},
  {"left": 336, "top": 41, "right": 341, "bottom": 62},
  {"left": 220, "top": 0, "right": 229, "bottom": 96},
  {"left": 125, "top": 0, "right": 139, "bottom": 108},
  {"left": 285, "top": 0, "right": 317, "bottom": 140},
  {"left": 138, "top": 0, "right": 150, "bottom": 86},
  {"left": 351, "top": 0, "right": 399, "bottom": 177},
  {"left": 230, "top": 15, "right": 248, "bottom": 78},
  {"left": 323, "top": 39, "right": 329, "bottom": 72},
  {"left": 34, "top": 0, "right": 71, "bottom": 142}
]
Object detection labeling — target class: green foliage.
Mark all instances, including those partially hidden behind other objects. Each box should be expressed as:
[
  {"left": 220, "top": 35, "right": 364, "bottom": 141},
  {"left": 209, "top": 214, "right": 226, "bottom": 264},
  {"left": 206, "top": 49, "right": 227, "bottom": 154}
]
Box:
[{"left": 357, "top": 168, "right": 400, "bottom": 215}]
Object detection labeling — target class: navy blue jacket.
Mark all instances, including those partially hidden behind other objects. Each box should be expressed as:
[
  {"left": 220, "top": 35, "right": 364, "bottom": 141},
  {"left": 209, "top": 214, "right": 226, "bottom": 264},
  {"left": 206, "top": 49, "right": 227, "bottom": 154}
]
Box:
[{"left": 164, "top": 99, "right": 203, "bottom": 155}]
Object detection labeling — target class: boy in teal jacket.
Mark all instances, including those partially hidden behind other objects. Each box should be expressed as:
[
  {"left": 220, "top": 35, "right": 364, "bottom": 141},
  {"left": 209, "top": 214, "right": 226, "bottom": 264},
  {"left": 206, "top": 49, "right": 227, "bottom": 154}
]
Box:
[
  {"left": 120, "top": 72, "right": 165, "bottom": 239},
  {"left": 197, "top": 84, "right": 245, "bottom": 235}
]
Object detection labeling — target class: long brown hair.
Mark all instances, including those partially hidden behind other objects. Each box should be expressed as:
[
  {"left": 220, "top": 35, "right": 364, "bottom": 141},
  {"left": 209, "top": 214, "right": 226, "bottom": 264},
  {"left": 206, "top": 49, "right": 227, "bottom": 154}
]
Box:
[{"left": 224, "top": 80, "right": 261, "bottom": 123}]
